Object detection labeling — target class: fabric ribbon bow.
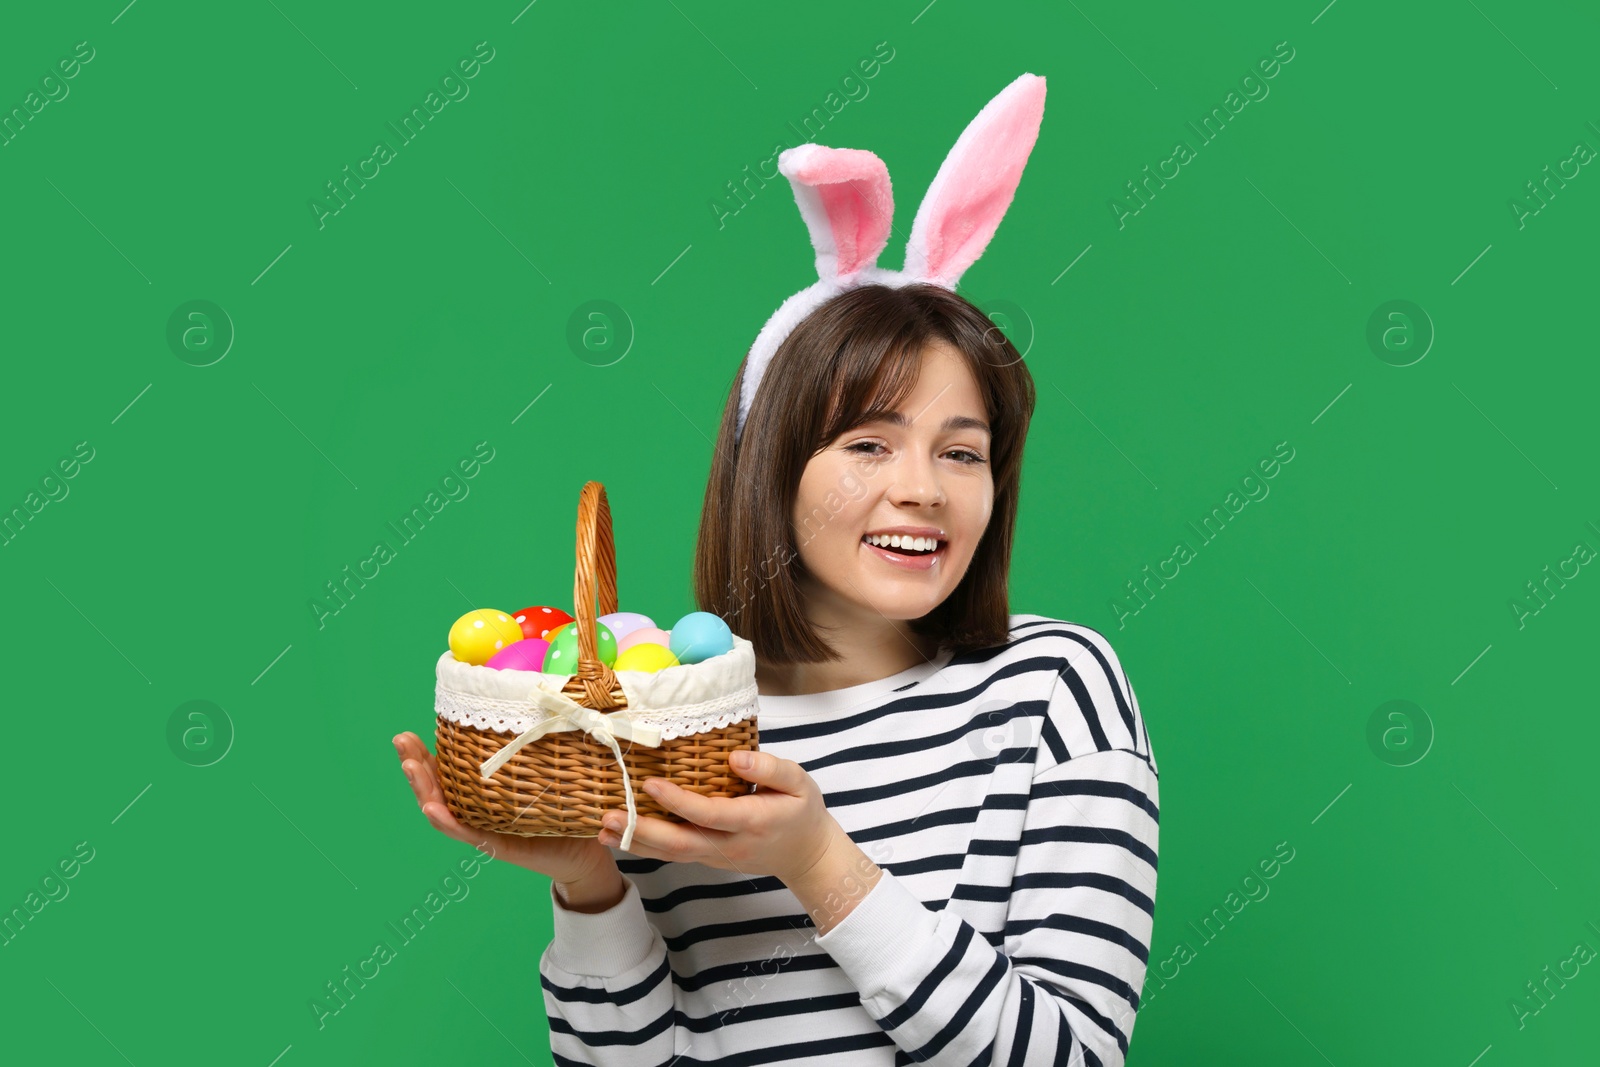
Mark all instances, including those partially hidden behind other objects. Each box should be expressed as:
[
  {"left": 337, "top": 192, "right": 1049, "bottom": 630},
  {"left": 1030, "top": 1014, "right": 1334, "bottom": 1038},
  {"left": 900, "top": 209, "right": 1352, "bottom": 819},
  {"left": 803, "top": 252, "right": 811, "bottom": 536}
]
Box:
[{"left": 478, "top": 685, "right": 662, "bottom": 852}]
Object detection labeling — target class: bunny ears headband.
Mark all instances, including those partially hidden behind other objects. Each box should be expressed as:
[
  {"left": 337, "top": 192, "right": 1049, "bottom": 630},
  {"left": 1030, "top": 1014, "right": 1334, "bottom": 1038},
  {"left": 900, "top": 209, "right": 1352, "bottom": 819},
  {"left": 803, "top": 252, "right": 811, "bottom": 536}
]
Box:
[{"left": 734, "top": 72, "right": 1048, "bottom": 444}]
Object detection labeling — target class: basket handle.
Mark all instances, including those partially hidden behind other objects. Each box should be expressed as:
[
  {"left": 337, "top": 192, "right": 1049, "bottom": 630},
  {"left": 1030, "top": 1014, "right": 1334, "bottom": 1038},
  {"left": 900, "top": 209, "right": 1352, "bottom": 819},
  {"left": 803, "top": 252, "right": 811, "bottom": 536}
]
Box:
[{"left": 571, "top": 480, "right": 623, "bottom": 710}]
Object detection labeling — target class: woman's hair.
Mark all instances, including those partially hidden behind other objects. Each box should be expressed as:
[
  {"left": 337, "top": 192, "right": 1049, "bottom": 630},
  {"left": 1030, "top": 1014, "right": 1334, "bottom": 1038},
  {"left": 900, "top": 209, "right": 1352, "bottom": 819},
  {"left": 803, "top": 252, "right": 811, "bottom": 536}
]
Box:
[{"left": 693, "top": 282, "right": 1037, "bottom": 665}]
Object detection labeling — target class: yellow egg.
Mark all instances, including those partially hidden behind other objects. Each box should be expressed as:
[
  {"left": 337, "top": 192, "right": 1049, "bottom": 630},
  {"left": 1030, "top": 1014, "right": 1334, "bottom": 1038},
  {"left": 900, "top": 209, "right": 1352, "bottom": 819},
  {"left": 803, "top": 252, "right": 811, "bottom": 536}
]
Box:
[
  {"left": 449, "top": 608, "right": 523, "bottom": 666},
  {"left": 613, "top": 641, "right": 680, "bottom": 673}
]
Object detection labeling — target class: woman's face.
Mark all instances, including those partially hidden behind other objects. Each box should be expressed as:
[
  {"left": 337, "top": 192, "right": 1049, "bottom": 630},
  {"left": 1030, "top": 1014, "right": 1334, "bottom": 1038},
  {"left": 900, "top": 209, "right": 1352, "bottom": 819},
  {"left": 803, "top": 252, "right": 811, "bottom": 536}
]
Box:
[{"left": 790, "top": 340, "right": 994, "bottom": 626}]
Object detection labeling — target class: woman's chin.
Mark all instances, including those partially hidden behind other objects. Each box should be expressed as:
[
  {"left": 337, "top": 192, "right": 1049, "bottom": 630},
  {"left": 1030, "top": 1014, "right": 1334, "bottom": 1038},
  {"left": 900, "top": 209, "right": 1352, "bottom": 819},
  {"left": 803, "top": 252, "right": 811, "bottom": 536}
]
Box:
[{"left": 849, "top": 574, "right": 948, "bottom": 617}]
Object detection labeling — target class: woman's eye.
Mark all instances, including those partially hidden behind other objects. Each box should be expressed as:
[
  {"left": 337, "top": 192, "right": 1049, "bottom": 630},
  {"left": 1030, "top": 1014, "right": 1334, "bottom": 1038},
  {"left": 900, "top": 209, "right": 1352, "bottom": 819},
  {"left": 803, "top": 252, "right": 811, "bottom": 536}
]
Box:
[{"left": 844, "top": 441, "right": 986, "bottom": 464}]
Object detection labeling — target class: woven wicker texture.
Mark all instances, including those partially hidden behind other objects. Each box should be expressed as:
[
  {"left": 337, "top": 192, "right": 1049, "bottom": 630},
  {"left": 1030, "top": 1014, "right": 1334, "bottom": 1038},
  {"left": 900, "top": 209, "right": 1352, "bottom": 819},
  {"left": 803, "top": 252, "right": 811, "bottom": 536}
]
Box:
[{"left": 435, "top": 480, "right": 758, "bottom": 837}]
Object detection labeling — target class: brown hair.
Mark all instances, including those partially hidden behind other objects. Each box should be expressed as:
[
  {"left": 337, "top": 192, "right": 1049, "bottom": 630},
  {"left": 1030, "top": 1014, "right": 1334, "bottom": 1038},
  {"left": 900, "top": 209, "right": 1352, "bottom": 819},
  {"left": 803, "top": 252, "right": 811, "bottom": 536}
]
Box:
[{"left": 692, "top": 283, "right": 1037, "bottom": 665}]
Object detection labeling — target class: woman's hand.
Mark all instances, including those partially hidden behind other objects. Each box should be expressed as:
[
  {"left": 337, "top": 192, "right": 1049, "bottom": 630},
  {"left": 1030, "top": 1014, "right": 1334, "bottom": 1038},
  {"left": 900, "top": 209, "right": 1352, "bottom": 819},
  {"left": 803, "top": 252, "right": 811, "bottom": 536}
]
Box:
[
  {"left": 393, "top": 731, "right": 619, "bottom": 888},
  {"left": 596, "top": 750, "right": 845, "bottom": 886}
]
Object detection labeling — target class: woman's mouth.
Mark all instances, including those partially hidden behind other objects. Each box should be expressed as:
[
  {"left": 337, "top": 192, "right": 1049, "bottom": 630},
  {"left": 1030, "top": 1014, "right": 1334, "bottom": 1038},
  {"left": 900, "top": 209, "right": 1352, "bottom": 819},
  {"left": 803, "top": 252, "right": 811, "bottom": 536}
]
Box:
[{"left": 861, "top": 533, "right": 946, "bottom": 571}]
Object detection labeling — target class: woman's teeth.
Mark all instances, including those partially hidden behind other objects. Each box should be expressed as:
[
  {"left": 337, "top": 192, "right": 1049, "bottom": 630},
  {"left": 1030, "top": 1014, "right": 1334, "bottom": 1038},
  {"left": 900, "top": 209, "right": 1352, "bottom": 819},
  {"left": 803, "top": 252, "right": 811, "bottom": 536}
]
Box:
[{"left": 863, "top": 534, "right": 941, "bottom": 554}]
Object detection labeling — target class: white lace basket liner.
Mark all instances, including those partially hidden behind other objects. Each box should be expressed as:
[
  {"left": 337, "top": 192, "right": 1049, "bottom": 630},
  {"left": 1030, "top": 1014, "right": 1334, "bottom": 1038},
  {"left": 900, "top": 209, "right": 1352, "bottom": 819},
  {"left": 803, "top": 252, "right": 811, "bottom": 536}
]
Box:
[{"left": 434, "top": 635, "right": 759, "bottom": 850}]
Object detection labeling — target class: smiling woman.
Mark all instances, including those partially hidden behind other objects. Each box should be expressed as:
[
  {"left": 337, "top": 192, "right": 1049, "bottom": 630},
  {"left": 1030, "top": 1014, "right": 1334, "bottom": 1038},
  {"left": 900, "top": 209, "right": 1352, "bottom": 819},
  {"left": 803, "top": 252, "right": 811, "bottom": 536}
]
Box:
[
  {"left": 783, "top": 339, "right": 1006, "bottom": 684},
  {"left": 530, "top": 277, "right": 1158, "bottom": 1067},
  {"left": 521, "top": 72, "right": 1162, "bottom": 1067},
  {"left": 697, "top": 284, "right": 1032, "bottom": 679}
]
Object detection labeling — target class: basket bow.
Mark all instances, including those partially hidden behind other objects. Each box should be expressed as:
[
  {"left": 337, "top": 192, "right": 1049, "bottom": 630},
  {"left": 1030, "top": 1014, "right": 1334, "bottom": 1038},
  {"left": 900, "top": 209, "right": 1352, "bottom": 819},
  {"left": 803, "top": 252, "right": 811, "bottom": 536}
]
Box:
[{"left": 478, "top": 686, "right": 663, "bottom": 852}]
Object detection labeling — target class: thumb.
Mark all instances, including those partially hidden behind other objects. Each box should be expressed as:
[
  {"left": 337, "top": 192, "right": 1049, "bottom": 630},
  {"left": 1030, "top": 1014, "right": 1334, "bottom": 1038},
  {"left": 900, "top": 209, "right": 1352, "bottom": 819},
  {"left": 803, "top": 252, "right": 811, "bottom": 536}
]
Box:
[{"left": 732, "top": 749, "right": 803, "bottom": 792}]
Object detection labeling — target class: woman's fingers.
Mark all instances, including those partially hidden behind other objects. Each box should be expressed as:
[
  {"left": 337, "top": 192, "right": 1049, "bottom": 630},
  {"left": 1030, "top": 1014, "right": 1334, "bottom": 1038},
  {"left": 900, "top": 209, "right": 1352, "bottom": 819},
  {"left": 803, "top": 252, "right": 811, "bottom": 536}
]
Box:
[
  {"left": 420, "top": 796, "right": 468, "bottom": 837},
  {"left": 393, "top": 733, "right": 507, "bottom": 851},
  {"left": 403, "top": 765, "right": 478, "bottom": 842},
  {"left": 401, "top": 758, "right": 437, "bottom": 808},
  {"left": 643, "top": 779, "right": 748, "bottom": 833},
  {"left": 734, "top": 752, "right": 812, "bottom": 797},
  {"left": 394, "top": 731, "right": 431, "bottom": 766},
  {"left": 394, "top": 733, "right": 453, "bottom": 821},
  {"left": 393, "top": 736, "right": 429, "bottom": 803},
  {"left": 603, "top": 811, "right": 732, "bottom": 865}
]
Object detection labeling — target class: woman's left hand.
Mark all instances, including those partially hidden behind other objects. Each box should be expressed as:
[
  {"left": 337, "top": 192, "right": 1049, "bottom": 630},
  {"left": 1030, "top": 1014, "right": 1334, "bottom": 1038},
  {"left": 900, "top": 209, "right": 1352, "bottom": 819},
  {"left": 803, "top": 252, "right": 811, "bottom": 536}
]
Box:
[{"left": 599, "top": 750, "right": 842, "bottom": 886}]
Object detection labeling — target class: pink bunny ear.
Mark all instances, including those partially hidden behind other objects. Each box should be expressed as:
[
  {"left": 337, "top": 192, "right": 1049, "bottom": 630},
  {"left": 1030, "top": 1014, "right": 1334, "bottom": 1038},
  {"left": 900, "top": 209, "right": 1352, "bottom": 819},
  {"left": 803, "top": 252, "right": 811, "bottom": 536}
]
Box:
[
  {"left": 903, "top": 73, "right": 1047, "bottom": 288},
  {"left": 778, "top": 145, "right": 895, "bottom": 284}
]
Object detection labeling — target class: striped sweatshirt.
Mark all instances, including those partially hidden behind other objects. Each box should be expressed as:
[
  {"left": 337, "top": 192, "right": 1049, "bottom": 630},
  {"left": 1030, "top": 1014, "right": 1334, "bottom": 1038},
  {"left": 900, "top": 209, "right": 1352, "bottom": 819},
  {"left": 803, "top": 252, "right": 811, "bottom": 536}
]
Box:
[{"left": 539, "top": 614, "right": 1160, "bottom": 1066}]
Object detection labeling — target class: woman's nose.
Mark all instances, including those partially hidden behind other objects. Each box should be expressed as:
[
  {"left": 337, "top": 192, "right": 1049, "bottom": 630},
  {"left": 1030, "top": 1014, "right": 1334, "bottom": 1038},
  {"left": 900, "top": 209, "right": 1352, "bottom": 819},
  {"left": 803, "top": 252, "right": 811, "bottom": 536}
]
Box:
[{"left": 888, "top": 452, "right": 946, "bottom": 507}]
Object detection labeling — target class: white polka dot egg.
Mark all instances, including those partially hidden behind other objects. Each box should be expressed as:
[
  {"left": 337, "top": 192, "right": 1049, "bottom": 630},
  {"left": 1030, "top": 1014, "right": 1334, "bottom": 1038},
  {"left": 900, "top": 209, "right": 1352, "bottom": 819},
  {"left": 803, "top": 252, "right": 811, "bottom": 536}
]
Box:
[{"left": 449, "top": 608, "right": 524, "bottom": 666}]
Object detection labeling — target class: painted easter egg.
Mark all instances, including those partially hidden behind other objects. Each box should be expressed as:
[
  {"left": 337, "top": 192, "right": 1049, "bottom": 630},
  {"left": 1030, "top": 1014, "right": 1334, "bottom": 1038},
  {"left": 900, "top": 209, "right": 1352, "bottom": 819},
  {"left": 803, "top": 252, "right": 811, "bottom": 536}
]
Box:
[
  {"left": 449, "top": 609, "right": 523, "bottom": 666},
  {"left": 617, "top": 626, "right": 672, "bottom": 655},
  {"left": 669, "top": 611, "right": 734, "bottom": 665},
  {"left": 613, "top": 642, "right": 679, "bottom": 673},
  {"left": 541, "top": 621, "right": 618, "bottom": 674},
  {"left": 486, "top": 638, "right": 551, "bottom": 671},
  {"left": 512, "top": 605, "right": 573, "bottom": 641},
  {"left": 599, "top": 611, "right": 656, "bottom": 644}
]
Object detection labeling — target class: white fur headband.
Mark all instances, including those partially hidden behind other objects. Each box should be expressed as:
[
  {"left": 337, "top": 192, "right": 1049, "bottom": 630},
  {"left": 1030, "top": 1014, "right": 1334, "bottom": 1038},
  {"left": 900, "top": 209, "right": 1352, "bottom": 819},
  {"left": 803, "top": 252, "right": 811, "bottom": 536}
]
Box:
[{"left": 734, "top": 72, "right": 1048, "bottom": 444}]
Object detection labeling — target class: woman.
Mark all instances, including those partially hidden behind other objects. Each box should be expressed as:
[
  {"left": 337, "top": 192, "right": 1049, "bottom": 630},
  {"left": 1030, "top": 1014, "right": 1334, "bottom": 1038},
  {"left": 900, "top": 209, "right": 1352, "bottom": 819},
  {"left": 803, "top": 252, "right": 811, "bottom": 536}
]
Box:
[
  {"left": 395, "top": 283, "right": 1158, "bottom": 1065},
  {"left": 395, "top": 73, "right": 1158, "bottom": 1065}
]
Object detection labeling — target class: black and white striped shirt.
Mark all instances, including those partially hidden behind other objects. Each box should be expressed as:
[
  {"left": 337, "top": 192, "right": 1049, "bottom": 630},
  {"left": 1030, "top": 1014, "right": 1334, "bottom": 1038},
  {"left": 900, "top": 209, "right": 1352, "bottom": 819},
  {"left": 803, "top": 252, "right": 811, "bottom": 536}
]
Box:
[{"left": 539, "top": 614, "right": 1160, "bottom": 1066}]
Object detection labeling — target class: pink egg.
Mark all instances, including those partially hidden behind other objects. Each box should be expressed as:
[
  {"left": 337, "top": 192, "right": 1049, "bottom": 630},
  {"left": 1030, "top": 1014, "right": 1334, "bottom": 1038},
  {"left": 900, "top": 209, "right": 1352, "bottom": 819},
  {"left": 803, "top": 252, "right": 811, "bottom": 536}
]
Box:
[
  {"left": 599, "top": 611, "right": 656, "bottom": 644},
  {"left": 486, "top": 638, "right": 550, "bottom": 671},
  {"left": 617, "top": 626, "right": 671, "bottom": 655}
]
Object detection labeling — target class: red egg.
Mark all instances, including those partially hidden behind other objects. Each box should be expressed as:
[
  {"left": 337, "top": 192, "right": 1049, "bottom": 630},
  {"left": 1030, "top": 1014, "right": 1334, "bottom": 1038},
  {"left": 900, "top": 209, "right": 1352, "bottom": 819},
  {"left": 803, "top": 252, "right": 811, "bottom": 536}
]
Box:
[
  {"left": 512, "top": 605, "right": 573, "bottom": 641},
  {"left": 486, "top": 638, "right": 551, "bottom": 671}
]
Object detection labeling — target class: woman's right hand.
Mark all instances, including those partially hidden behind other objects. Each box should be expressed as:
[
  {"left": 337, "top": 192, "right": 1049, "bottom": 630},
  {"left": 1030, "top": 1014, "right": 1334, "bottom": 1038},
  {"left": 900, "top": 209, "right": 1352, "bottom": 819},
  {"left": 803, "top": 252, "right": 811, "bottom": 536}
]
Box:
[{"left": 393, "top": 731, "right": 620, "bottom": 889}]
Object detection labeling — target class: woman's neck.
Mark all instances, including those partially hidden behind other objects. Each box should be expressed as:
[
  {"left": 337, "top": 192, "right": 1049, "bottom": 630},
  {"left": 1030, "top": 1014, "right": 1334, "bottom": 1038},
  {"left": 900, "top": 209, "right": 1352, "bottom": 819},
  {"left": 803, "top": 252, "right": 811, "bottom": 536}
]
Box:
[{"left": 755, "top": 620, "right": 942, "bottom": 697}]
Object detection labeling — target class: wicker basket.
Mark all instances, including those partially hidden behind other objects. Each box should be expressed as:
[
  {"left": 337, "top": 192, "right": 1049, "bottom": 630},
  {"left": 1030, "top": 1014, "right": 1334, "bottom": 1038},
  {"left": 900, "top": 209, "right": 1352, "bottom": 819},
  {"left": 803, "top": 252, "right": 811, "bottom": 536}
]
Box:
[{"left": 434, "top": 480, "right": 759, "bottom": 842}]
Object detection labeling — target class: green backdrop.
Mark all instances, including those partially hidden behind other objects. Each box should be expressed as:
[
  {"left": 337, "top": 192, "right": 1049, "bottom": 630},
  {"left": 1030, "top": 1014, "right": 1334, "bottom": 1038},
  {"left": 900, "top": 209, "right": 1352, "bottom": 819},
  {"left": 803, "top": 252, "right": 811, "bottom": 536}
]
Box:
[{"left": 4, "top": 1, "right": 1595, "bottom": 1064}]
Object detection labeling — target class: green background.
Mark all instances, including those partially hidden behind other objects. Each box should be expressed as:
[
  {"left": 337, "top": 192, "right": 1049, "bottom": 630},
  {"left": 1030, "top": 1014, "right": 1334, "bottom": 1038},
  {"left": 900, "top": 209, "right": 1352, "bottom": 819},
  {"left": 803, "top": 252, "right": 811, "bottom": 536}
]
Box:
[{"left": 3, "top": 0, "right": 1595, "bottom": 1063}]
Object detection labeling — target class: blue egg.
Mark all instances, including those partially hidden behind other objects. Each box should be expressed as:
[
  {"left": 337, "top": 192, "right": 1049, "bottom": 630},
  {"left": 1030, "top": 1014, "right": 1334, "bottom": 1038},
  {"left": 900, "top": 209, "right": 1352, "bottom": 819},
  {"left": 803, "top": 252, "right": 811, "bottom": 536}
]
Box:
[{"left": 668, "top": 611, "right": 734, "bottom": 665}]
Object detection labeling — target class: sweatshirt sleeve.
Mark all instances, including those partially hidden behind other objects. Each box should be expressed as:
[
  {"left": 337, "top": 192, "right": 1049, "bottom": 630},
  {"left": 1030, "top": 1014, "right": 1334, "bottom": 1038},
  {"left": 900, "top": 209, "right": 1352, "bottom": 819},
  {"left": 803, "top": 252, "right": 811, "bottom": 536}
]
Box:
[
  {"left": 812, "top": 746, "right": 1160, "bottom": 1066},
  {"left": 538, "top": 873, "right": 679, "bottom": 1066}
]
